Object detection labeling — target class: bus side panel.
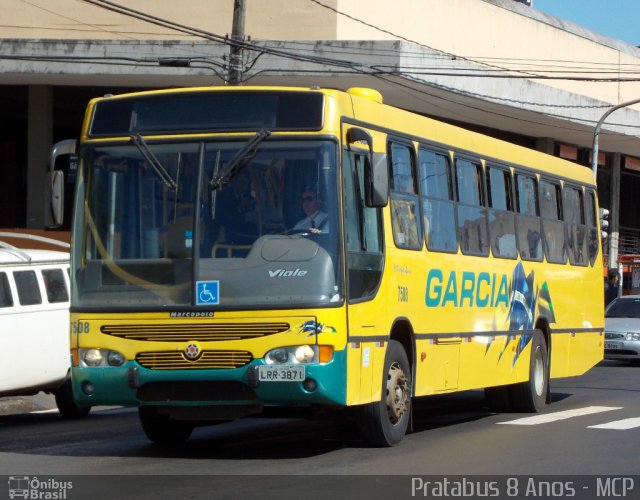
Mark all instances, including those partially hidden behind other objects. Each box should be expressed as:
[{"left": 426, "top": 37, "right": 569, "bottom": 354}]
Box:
[
  {"left": 456, "top": 334, "right": 530, "bottom": 391},
  {"left": 551, "top": 331, "right": 604, "bottom": 379},
  {"left": 414, "top": 339, "right": 460, "bottom": 395},
  {"left": 547, "top": 260, "right": 604, "bottom": 379},
  {"left": 567, "top": 331, "right": 604, "bottom": 376},
  {"left": 344, "top": 290, "right": 389, "bottom": 406},
  {"left": 345, "top": 340, "right": 387, "bottom": 406},
  {"left": 345, "top": 342, "right": 365, "bottom": 405},
  {"left": 549, "top": 332, "right": 571, "bottom": 378}
]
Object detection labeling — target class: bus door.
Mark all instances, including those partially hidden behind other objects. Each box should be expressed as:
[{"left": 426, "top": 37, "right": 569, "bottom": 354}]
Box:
[{"left": 342, "top": 148, "right": 386, "bottom": 405}]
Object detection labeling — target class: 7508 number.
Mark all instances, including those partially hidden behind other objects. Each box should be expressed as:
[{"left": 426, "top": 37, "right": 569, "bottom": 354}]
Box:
[{"left": 70, "top": 321, "right": 90, "bottom": 334}]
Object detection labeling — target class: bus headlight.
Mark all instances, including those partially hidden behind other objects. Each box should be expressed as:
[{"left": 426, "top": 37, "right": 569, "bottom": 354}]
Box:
[
  {"left": 107, "top": 351, "right": 126, "bottom": 366},
  {"left": 265, "top": 345, "right": 318, "bottom": 365},
  {"left": 295, "top": 345, "right": 315, "bottom": 363},
  {"left": 80, "top": 348, "right": 125, "bottom": 367},
  {"left": 264, "top": 345, "right": 334, "bottom": 364},
  {"left": 83, "top": 349, "right": 103, "bottom": 367}
]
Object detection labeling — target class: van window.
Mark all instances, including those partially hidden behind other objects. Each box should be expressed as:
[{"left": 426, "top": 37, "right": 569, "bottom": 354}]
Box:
[
  {"left": 43, "top": 269, "right": 69, "bottom": 303},
  {"left": 14, "top": 270, "right": 42, "bottom": 306},
  {"left": 0, "top": 272, "right": 12, "bottom": 307}
]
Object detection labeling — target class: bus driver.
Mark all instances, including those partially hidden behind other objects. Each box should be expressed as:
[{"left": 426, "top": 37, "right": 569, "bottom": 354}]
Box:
[{"left": 292, "top": 186, "right": 328, "bottom": 234}]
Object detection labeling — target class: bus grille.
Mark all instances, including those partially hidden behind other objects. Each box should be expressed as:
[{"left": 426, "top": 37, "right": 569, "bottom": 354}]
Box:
[
  {"left": 101, "top": 322, "right": 290, "bottom": 341},
  {"left": 136, "top": 350, "right": 253, "bottom": 370}
]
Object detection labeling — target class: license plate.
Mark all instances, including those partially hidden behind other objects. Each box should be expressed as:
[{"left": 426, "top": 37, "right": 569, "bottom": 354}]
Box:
[
  {"left": 258, "top": 365, "right": 305, "bottom": 382},
  {"left": 605, "top": 342, "right": 621, "bottom": 349}
]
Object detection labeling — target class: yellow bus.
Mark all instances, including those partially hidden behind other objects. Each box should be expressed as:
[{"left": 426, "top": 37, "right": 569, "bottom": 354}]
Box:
[{"left": 50, "top": 86, "right": 604, "bottom": 446}]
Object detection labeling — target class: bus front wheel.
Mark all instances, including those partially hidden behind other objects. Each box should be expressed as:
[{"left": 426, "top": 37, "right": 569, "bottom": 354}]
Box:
[
  {"left": 139, "top": 406, "right": 194, "bottom": 445},
  {"left": 54, "top": 379, "right": 91, "bottom": 419},
  {"left": 357, "top": 340, "right": 412, "bottom": 447}
]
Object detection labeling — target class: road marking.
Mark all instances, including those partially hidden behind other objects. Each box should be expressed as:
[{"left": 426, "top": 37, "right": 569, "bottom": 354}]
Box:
[
  {"left": 588, "top": 417, "right": 640, "bottom": 430},
  {"left": 497, "top": 406, "right": 623, "bottom": 425}
]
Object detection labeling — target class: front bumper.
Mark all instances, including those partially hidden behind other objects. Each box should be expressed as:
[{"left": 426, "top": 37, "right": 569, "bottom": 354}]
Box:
[
  {"left": 71, "top": 350, "right": 347, "bottom": 411},
  {"left": 604, "top": 339, "right": 640, "bottom": 360}
]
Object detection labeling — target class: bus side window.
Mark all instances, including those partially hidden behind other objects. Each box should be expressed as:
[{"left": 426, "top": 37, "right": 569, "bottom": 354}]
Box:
[
  {"left": 585, "top": 189, "right": 599, "bottom": 266},
  {"left": 389, "top": 142, "right": 422, "bottom": 250},
  {"left": 13, "top": 270, "right": 42, "bottom": 306},
  {"left": 563, "top": 185, "right": 588, "bottom": 266},
  {"left": 486, "top": 165, "right": 516, "bottom": 259},
  {"left": 418, "top": 148, "right": 457, "bottom": 253},
  {"left": 540, "top": 178, "right": 566, "bottom": 264},
  {"left": 455, "top": 158, "right": 489, "bottom": 256},
  {"left": 515, "top": 173, "right": 543, "bottom": 261},
  {"left": 0, "top": 272, "right": 13, "bottom": 307}
]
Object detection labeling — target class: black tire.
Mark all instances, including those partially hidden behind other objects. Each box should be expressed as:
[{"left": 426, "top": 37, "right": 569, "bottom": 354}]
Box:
[
  {"left": 484, "top": 385, "right": 512, "bottom": 413},
  {"left": 139, "top": 406, "right": 194, "bottom": 445},
  {"left": 510, "top": 330, "right": 549, "bottom": 412},
  {"left": 358, "top": 340, "right": 412, "bottom": 447},
  {"left": 54, "top": 379, "right": 91, "bottom": 419}
]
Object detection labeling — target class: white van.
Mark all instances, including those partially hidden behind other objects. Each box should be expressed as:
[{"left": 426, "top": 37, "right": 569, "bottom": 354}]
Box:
[{"left": 0, "top": 232, "right": 89, "bottom": 418}]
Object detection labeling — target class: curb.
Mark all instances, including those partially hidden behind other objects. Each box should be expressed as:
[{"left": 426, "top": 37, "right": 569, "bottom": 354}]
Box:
[{"left": 0, "top": 395, "right": 56, "bottom": 416}]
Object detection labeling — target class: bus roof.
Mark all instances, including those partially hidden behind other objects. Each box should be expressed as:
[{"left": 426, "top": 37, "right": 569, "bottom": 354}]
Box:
[{"left": 82, "top": 85, "right": 595, "bottom": 187}]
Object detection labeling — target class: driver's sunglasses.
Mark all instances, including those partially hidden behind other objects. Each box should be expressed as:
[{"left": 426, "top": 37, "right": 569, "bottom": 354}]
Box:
[{"left": 301, "top": 195, "right": 316, "bottom": 202}]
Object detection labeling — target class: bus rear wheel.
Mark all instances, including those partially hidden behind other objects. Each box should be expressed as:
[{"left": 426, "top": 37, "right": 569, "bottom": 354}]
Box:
[
  {"left": 510, "top": 330, "right": 549, "bottom": 412},
  {"left": 139, "top": 406, "right": 194, "bottom": 445},
  {"left": 358, "top": 340, "right": 412, "bottom": 447}
]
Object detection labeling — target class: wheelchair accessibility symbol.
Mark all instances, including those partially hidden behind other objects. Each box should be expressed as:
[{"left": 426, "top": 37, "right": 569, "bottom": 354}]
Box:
[{"left": 196, "top": 280, "right": 219, "bottom": 305}]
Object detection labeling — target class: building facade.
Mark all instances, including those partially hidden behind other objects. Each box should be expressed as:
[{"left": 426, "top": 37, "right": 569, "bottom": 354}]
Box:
[{"left": 2, "top": 0, "right": 640, "bottom": 269}]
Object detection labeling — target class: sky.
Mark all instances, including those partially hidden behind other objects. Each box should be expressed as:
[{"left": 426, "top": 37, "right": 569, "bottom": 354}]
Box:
[{"left": 533, "top": 0, "right": 640, "bottom": 46}]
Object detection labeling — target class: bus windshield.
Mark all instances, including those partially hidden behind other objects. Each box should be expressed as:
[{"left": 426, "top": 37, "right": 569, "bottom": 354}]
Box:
[{"left": 71, "top": 138, "right": 341, "bottom": 310}]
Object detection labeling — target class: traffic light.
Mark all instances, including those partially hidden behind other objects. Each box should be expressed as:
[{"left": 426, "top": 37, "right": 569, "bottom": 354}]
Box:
[{"left": 599, "top": 207, "right": 609, "bottom": 239}]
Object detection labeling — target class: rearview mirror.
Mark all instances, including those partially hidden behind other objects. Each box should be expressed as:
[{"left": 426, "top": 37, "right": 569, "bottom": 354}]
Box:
[
  {"left": 347, "top": 127, "right": 388, "bottom": 207},
  {"left": 47, "top": 139, "right": 77, "bottom": 228},
  {"left": 50, "top": 170, "right": 64, "bottom": 228}
]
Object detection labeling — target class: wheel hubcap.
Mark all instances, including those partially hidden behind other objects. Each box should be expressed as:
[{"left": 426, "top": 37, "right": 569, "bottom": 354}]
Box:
[{"left": 386, "top": 361, "right": 409, "bottom": 424}]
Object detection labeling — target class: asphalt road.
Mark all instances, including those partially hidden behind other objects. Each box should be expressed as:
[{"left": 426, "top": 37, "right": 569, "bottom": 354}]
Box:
[{"left": 1, "top": 360, "right": 638, "bottom": 499}]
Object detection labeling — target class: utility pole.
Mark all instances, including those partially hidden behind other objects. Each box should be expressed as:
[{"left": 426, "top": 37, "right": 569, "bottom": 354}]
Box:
[{"left": 228, "top": 0, "right": 246, "bottom": 85}]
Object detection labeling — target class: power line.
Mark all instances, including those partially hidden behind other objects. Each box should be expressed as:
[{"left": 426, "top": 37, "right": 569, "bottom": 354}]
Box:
[
  {"left": 306, "top": 0, "right": 640, "bottom": 79},
  {"left": 15, "top": 0, "right": 640, "bottom": 79},
  {"left": 306, "top": 0, "right": 524, "bottom": 77},
  {"left": 41, "top": 0, "right": 639, "bottom": 131}
]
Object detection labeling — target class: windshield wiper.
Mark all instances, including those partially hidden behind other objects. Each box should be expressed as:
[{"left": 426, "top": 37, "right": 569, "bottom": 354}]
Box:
[
  {"left": 130, "top": 133, "right": 177, "bottom": 190},
  {"left": 210, "top": 129, "right": 271, "bottom": 191}
]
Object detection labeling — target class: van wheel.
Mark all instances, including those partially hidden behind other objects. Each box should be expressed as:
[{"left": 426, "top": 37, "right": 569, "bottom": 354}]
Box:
[
  {"left": 511, "top": 330, "right": 549, "bottom": 412},
  {"left": 139, "top": 406, "right": 194, "bottom": 444},
  {"left": 358, "top": 340, "right": 411, "bottom": 447},
  {"left": 55, "top": 379, "right": 91, "bottom": 419}
]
